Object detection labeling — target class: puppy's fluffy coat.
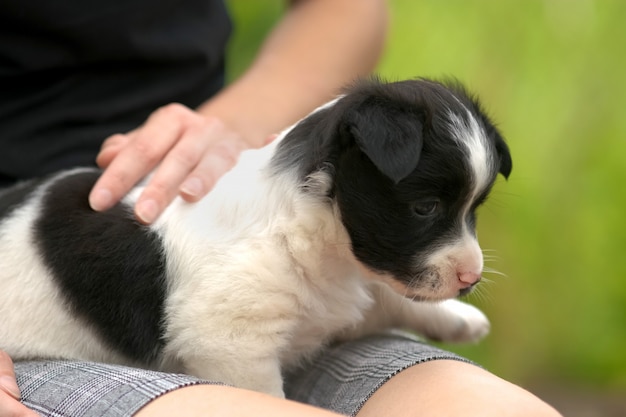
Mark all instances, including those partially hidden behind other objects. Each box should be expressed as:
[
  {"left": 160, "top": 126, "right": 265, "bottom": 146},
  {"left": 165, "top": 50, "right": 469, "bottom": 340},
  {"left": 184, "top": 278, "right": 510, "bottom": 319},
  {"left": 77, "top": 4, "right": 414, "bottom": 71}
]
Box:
[{"left": 0, "top": 78, "right": 511, "bottom": 397}]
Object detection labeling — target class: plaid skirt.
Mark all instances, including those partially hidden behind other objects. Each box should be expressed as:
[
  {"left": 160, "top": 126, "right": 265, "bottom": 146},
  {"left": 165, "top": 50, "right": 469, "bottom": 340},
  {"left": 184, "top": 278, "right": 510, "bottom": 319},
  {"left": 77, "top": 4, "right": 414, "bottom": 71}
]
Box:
[{"left": 15, "top": 332, "right": 471, "bottom": 417}]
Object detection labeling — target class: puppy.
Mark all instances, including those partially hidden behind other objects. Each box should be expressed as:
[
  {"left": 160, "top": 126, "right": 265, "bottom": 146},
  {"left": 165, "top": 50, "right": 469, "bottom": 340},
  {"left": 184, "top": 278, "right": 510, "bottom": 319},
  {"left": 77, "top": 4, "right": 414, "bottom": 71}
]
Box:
[{"left": 0, "top": 78, "right": 511, "bottom": 397}]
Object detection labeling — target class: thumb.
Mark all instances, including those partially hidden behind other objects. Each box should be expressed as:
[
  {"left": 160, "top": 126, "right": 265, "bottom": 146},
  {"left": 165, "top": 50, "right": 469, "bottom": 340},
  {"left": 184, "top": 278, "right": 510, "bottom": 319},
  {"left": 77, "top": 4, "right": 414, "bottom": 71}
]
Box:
[{"left": 0, "top": 351, "right": 21, "bottom": 400}]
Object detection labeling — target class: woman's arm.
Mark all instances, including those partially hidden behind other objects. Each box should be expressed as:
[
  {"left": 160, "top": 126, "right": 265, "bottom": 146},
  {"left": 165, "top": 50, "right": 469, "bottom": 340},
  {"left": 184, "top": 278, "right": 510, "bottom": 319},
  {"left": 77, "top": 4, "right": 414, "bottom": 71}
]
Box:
[{"left": 90, "top": 0, "right": 389, "bottom": 224}]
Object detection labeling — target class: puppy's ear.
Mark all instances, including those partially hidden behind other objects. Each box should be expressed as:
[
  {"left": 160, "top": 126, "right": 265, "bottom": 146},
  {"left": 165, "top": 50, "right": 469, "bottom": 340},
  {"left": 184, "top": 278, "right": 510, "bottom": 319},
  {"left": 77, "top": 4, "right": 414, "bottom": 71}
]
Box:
[
  {"left": 496, "top": 141, "right": 513, "bottom": 179},
  {"left": 486, "top": 124, "right": 512, "bottom": 179},
  {"left": 344, "top": 101, "right": 424, "bottom": 183},
  {"left": 496, "top": 137, "right": 512, "bottom": 179},
  {"left": 478, "top": 114, "right": 512, "bottom": 179}
]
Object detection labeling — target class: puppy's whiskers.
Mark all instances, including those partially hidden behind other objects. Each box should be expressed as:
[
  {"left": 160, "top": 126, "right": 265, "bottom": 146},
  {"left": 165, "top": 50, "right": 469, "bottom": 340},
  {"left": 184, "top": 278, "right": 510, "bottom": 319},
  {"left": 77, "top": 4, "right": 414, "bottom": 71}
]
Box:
[
  {"left": 482, "top": 250, "right": 501, "bottom": 264},
  {"left": 482, "top": 266, "right": 507, "bottom": 279},
  {"left": 467, "top": 282, "right": 493, "bottom": 304},
  {"left": 465, "top": 266, "right": 501, "bottom": 303},
  {"left": 482, "top": 248, "right": 506, "bottom": 281}
]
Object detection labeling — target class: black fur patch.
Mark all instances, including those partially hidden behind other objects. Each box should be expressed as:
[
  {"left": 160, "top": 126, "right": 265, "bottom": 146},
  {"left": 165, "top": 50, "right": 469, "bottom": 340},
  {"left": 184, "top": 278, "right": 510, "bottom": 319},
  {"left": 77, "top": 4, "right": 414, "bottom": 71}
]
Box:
[
  {"left": 34, "top": 169, "right": 167, "bottom": 363},
  {"left": 333, "top": 118, "right": 471, "bottom": 280},
  {"left": 271, "top": 78, "right": 511, "bottom": 284}
]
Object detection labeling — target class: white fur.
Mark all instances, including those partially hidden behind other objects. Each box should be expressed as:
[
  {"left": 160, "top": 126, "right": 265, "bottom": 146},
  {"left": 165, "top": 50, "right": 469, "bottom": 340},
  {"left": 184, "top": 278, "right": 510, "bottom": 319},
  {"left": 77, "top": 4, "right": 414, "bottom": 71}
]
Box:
[
  {"left": 448, "top": 110, "right": 493, "bottom": 200},
  {"left": 422, "top": 232, "right": 484, "bottom": 299},
  {"left": 137, "top": 132, "right": 490, "bottom": 395},
  {"left": 0, "top": 109, "right": 492, "bottom": 398},
  {"left": 412, "top": 108, "right": 495, "bottom": 297},
  {"left": 0, "top": 173, "right": 136, "bottom": 366}
]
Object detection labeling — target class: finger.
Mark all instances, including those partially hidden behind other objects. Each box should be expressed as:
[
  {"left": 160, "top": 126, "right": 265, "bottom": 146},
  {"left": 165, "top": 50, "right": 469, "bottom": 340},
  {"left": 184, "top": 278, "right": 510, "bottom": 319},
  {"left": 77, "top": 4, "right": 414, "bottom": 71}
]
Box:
[
  {"left": 95, "top": 133, "right": 134, "bottom": 169},
  {"left": 0, "top": 392, "right": 40, "bottom": 417},
  {"left": 100, "top": 131, "right": 134, "bottom": 151},
  {"left": 134, "top": 122, "right": 214, "bottom": 223},
  {"left": 179, "top": 138, "right": 246, "bottom": 203},
  {"left": 0, "top": 351, "right": 20, "bottom": 400},
  {"left": 264, "top": 133, "right": 279, "bottom": 146},
  {"left": 89, "top": 104, "right": 190, "bottom": 212}
]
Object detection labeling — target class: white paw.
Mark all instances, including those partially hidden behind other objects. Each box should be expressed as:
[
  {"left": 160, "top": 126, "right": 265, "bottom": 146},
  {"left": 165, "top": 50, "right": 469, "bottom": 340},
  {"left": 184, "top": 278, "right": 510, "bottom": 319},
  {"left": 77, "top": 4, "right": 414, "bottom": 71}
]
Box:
[{"left": 429, "top": 300, "right": 491, "bottom": 343}]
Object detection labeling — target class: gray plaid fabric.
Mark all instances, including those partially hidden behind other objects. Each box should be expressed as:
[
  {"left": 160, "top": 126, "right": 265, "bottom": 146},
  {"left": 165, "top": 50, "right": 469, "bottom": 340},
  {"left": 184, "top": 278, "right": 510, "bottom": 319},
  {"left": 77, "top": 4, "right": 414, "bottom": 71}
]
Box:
[
  {"left": 16, "top": 332, "right": 470, "bottom": 417},
  {"left": 15, "top": 361, "right": 216, "bottom": 416},
  {"left": 285, "top": 332, "right": 472, "bottom": 416}
]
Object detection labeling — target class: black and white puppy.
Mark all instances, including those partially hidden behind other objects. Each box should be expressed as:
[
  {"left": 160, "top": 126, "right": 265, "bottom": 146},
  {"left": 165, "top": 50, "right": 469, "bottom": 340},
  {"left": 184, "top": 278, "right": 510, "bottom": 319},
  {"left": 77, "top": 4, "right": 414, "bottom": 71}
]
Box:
[{"left": 0, "top": 78, "right": 511, "bottom": 397}]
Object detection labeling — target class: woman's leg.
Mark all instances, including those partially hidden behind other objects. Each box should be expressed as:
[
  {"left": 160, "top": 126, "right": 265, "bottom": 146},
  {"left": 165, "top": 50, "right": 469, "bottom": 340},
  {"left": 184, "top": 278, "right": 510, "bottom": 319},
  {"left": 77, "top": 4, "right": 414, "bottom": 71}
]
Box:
[
  {"left": 16, "top": 361, "right": 342, "bottom": 417},
  {"left": 15, "top": 361, "right": 220, "bottom": 417},
  {"left": 356, "top": 360, "right": 561, "bottom": 417},
  {"left": 16, "top": 360, "right": 343, "bottom": 417},
  {"left": 286, "top": 331, "right": 562, "bottom": 417},
  {"left": 139, "top": 354, "right": 562, "bottom": 417},
  {"left": 16, "top": 333, "right": 562, "bottom": 417},
  {"left": 135, "top": 385, "right": 342, "bottom": 417}
]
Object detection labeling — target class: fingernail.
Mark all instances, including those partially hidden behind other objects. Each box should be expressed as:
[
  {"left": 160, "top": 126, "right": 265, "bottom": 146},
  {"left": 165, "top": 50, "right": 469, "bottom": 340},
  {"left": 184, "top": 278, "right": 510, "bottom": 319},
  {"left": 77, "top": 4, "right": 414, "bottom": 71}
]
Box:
[
  {"left": 0, "top": 376, "right": 21, "bottom": 400},
  {"left": 90, "top": 188, "right": 113, "bottom": 211},
  {"left": 136, "top": 199, "right": 159, "bottom": 224},
  {"left": 180, "top": 177, "right": 203, "bottom": 197}
]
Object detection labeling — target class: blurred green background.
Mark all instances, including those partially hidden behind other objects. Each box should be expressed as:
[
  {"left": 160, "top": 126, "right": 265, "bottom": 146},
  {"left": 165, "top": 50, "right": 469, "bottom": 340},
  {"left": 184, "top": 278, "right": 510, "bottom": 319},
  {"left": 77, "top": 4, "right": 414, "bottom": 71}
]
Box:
[{"left": 225, "top": 1, "right": 625, "bottom": 414}]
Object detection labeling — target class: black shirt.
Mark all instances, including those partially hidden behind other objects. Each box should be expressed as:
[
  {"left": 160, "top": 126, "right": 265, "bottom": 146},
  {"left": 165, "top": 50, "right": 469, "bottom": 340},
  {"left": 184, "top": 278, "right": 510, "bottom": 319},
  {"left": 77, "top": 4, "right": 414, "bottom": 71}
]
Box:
[{"left": 0, "top": 0, "right": 231, "bottom": 186}]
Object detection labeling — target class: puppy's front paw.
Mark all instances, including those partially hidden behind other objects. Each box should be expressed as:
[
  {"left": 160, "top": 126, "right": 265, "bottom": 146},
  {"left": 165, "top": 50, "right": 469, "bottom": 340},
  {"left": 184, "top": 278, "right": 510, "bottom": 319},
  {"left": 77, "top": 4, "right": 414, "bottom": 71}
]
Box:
[{"left": 428, "top": 300, "right": 490, "bottom": 343}]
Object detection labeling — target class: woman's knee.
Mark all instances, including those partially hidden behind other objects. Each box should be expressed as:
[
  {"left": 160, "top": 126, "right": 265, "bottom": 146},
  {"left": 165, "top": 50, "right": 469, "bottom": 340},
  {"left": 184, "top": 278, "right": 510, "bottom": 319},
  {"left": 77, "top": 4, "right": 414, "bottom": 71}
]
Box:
[{"left": 357, "top": 360, "right": 562, "bottom": 417}]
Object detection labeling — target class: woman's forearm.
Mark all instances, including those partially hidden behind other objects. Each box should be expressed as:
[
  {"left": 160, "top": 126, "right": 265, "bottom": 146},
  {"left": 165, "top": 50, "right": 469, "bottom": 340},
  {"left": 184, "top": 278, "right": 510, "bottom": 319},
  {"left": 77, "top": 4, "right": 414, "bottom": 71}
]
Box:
[{"left": 198, "top": 0, "right": 389, "bottom": 147}]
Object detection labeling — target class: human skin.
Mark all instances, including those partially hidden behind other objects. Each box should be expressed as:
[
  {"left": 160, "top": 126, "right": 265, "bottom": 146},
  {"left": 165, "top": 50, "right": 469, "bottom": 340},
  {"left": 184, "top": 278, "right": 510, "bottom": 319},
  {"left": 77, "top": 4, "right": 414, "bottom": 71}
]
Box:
[
  {"left": 89, "top": 0, "right": 389, "bottom": 224},
  {"left": 3, "top": 1, "right": 388, "bottom": 413},
  {"left": 0, "top": 350, "right": 38, "bottom": 417},
  {"left": 134, "top": 360, "right": 563, "bottom": 417},
  {"left": 0, "top": 1, "right": 563, "bottom": 415},
  {"left": 0, "top": 352, "right": 563, "bottom": 417}
]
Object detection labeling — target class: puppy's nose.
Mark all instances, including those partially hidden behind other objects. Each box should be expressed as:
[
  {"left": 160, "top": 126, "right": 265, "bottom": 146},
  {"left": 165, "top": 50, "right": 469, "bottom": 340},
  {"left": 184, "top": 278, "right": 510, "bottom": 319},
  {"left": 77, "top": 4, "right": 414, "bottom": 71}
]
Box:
[{"left": 457, "top": 271, "right": 482, "bottom": 286}]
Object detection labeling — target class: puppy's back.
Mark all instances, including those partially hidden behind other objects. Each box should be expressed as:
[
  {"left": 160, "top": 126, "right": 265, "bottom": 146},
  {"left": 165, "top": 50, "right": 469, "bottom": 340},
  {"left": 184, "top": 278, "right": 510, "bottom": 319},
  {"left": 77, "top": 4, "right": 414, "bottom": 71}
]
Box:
[{"left": 0, "top": 168, "right": 167, "bottom": 365}]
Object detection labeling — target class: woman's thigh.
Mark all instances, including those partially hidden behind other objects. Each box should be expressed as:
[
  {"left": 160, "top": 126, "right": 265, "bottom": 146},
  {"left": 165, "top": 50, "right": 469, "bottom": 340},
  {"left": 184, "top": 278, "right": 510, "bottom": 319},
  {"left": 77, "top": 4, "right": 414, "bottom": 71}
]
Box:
[{"left": 15, "top": 332, "right": 472, "bottom": 417}]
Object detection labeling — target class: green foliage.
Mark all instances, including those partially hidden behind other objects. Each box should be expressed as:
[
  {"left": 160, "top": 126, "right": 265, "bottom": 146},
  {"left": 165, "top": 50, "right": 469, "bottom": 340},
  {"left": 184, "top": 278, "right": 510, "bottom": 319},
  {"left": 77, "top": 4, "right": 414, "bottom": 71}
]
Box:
[
  {"left": 225, "top": 0, "right": 626, "bottom": 390},
  {"left": 223, "top": 1, "right": 284, "bottom": 81}
]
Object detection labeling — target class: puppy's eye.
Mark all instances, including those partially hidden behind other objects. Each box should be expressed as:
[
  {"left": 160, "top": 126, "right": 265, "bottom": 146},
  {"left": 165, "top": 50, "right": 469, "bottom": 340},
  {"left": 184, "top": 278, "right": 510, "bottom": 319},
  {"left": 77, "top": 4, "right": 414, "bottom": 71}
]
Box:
[{"left": 413, "top": 200, "right": 439, "bottom": 216}]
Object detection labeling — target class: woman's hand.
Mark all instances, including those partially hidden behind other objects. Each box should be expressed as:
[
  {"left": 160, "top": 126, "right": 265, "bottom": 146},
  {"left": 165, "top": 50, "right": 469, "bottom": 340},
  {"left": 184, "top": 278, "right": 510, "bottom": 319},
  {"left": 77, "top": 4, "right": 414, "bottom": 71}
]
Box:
[
  {"left": 88, "top": 0, "right": 388, "bottom": 225},
  {"left": 89, "top": 103, "right": 249, "bottom": 224},
  {"left": 0, "top": 350, "right": 38, "bottom": 417}
]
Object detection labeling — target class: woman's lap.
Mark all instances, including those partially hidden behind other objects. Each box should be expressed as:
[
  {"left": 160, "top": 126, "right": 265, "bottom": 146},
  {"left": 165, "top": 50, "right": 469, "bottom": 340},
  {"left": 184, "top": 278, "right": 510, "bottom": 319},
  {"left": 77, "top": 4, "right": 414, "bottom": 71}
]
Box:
[
  {"left": 14, "top": 361, "right": 213, "bottom": 417},
  {"left": 15, "top": 332, "right": 471, "bottom": 417},
  {"left": 284, "top": 332, "right": 472, "bottom": 415}
]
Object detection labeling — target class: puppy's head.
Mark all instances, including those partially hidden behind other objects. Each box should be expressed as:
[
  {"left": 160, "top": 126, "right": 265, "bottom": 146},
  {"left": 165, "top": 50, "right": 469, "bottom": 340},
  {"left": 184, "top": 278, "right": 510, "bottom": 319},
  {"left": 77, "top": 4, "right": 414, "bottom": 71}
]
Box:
[{"left": 274, "top": 78, "right": 512, "bottom": 301}]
